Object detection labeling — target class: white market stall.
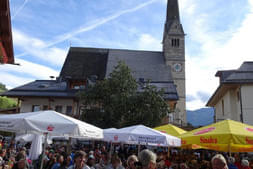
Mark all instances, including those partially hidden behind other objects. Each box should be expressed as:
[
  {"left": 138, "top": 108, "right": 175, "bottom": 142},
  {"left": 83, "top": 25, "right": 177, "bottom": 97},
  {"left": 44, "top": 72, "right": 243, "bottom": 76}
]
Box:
[
  {"left": 0, "top": 110, "right": 103, "bottom": 138},
  {"left": 103, "top": 124, "right": 181, "bottom": 147},
  {"left": 0, "top": 110, "right": 103, "bottom": 168}
]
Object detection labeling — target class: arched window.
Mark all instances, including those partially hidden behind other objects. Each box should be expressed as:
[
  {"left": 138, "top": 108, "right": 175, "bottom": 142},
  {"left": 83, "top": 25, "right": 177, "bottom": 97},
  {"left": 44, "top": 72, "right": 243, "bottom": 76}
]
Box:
[{"left": 171, "top": 38, "right": 180, "bottom": 47}]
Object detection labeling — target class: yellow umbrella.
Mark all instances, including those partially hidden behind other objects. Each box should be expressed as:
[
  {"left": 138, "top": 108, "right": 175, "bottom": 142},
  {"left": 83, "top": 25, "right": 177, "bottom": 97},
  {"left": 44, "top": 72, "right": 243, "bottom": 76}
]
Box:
[
  {"left": 181, "top": 119, "right": 253, "bottom": 152},
  {"left": 154, "top": 124, "right": 186, "bottom": 137}
]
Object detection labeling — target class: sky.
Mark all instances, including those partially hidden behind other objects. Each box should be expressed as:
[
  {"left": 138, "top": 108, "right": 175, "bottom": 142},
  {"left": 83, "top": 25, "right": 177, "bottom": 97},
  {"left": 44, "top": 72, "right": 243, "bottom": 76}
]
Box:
[{"left": 0, "top": 0, "right": 253, "bottom": 111}]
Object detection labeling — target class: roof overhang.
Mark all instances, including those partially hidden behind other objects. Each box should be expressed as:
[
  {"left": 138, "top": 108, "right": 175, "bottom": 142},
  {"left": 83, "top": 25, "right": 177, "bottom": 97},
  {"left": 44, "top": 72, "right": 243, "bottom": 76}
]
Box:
[
  {"left": 0, "top": 0, "right": 14, "bottom": 64},
  {"left": 206, "top": 84, "right": 239, "bottom": 107}
]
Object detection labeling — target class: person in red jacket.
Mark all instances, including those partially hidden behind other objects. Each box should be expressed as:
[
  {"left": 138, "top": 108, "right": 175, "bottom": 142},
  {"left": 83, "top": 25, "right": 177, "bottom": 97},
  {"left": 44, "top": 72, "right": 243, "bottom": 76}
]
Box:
[{"left": 241, "top": 159, "right": 251, "bottom": 169}]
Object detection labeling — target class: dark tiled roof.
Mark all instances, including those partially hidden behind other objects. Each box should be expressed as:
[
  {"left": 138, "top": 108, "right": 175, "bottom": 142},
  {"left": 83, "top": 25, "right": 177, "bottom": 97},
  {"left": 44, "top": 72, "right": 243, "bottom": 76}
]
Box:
[
  {"left": 214, "top": 62, "right": 253, "bottom": 84},
  {"left": 150, "top": 82, "right": 178, "bottom": 100},
  {"left": 106, "top": 49, "right": 173, "bottom": 81},
  {"left": 60, "top": 47, "right": 108, "bottom": 80},
  {"left": 215, "top": 70, "right": 236, "bottom": 82},
  {"left": 223, "top": 62, "right": 253, "bottom": 84},
  {"left": 5, "top": 47, "right": 177, "bottom": 100},
  {"left": 238, "top": 62, "right": 253, "bottom": 71},
  {"left": 1, "top": 80, "right": 77, "bottom": 98},
  {"left": 60, "top": 47, "right": 173, "bottom": 82}
]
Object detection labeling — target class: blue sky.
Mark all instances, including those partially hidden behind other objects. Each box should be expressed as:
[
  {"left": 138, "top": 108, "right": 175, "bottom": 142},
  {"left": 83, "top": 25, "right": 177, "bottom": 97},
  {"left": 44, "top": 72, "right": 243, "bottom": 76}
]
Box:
[{"left": 0, "top": 0, "right": 252, "bottom": 110}]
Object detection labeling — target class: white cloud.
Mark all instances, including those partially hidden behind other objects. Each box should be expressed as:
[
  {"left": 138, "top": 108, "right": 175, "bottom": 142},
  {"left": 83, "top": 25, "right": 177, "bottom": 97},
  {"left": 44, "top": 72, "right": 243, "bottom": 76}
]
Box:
[
  {"left": 184, "top": 0, "right": 253, "bottom": 110},
  {"left": 0, "top": 58, "right": 59, "bottom": 89},
  {"left": 137, "top": 34, "right": 162, "bottom": 51},
  {"left": 13, "top": 29, "right": 67, "bottom": 66},
  {"left": 0, "top": 72, "right": 33, "bottom": 90}
]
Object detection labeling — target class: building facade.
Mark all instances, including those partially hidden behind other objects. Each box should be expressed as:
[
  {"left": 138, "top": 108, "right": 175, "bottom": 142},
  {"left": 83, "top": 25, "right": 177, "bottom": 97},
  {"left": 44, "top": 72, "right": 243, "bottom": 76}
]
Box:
[
  {"left": 207, "top": 62, "right": 253, "bottom": 125},
  {"left": 2, "top": 0, "right": 186, "bottom": 125}
]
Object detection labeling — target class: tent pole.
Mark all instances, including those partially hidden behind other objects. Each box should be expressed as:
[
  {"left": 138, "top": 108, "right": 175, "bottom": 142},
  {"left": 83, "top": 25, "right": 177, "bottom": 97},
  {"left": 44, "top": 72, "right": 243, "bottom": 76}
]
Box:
[
  {"left": 138, "top": 143, "right": 141, "bottom": 155},
  {"left": 228, "top": 142, "right": 231, "bottom": 157},
  {"left": 40, "top": 133, "right": 48, "bottom": 169}
]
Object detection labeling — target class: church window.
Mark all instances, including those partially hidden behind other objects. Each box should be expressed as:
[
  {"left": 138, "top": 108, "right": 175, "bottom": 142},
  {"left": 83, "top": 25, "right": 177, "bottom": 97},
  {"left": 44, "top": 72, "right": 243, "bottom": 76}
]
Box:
[{"left": 171, "top": 39, "right": 180, "bottom": 47}]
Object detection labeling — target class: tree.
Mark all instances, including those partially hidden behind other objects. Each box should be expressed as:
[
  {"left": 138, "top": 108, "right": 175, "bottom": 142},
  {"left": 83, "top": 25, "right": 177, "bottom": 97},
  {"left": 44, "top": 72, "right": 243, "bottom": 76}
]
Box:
[
  {"left": 0, "top": 83, "right": 7, "bottom": 93},
  {"left": 0, "top": 83, "right": 17, "bottom": 109},
  {"left": 79, "top": 61, "right": 169, "bottom": 128}
]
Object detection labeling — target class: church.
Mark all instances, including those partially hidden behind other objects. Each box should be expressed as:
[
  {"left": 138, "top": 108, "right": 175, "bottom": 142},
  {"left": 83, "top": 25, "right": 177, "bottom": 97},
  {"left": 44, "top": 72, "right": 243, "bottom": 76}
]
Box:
[{"left": 2, "top": 0, "right": 186, "bottom": 126}]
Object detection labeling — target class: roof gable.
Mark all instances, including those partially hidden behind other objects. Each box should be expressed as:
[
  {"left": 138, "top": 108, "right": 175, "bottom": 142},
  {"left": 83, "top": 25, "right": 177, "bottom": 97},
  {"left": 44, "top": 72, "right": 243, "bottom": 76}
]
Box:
[{"left": 60, "top": 47, "right": 108, "bottom": 80}]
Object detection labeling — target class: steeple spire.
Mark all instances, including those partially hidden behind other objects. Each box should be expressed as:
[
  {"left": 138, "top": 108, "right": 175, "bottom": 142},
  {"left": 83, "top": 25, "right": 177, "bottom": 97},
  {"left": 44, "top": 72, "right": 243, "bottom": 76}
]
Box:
[
  {"left": 163, "top": 0, "right": 184, "bottom": 40},
  {"left": 166, "top": 0, "right": 180, "bottom": 22}
]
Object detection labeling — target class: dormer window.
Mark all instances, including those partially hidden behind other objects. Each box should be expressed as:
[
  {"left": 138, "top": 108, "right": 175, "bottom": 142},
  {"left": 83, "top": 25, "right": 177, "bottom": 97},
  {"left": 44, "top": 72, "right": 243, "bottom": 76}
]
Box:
[
  {"left": 171, "top": 38, "right": 180, "bottom": 47},
  {"left": 69, "top": 80, "right": 86, "bottom": 90}
]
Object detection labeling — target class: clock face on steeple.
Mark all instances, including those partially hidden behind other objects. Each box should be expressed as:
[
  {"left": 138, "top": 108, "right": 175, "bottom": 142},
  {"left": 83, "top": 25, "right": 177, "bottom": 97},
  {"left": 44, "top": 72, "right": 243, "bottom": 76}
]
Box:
[{"left": 173, "top": 63, "right": 182, "bottom": 72}]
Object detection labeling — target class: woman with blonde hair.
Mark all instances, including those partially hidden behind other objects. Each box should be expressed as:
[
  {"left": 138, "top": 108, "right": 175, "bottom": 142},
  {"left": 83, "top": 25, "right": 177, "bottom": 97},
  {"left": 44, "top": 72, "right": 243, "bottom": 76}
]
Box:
[
  {"left": 126, "top": 155, "right": 138, "bottom": 169},
  {"left": 211, "top": 154, "right": 228, "bottom": 169}
]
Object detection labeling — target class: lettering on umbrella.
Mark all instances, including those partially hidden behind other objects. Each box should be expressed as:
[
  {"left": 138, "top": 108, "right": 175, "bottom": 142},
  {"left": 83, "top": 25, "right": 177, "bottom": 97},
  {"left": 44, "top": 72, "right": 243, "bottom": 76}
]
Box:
[
  {"left": 194, "top": 127, "right": 215, "bottom": 135},
  {"left": 47, "top": 125, "right": 54, "bottom": 131}
]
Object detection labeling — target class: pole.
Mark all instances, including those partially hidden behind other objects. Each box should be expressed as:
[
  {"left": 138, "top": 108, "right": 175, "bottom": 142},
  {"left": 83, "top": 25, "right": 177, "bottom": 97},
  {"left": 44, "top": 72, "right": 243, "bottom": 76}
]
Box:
[
  {"left": 138, "top": 143, "right": 141, "bottom": 155},
  {"left": 40, "top": 133, "right": 48, "bottom": 169}
]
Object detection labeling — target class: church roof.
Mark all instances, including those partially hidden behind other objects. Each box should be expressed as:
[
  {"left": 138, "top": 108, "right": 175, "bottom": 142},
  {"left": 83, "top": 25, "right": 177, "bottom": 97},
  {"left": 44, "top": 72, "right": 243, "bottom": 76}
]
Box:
[
  {"left": 60, "top": 47, "right": 108, "bottom": 80},
  {"left": 3, "top": 47, "right": 178, "bottom": 100},
  {"left": 60, "top": 47, "right": 173, "bottom": 82}
]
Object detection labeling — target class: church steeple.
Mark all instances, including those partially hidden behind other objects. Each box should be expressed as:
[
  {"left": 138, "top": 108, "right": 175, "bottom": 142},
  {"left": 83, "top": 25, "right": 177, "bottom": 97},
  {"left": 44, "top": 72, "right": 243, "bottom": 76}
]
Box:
[
  {"left": 163, "top": 0, "right": 184, "bottom": 40},
  {"left": 166, "top": 0, "right": 180, "bottom": 22},
  {"left": 162, "top": 0, "right": 186, "bottom": 126}
]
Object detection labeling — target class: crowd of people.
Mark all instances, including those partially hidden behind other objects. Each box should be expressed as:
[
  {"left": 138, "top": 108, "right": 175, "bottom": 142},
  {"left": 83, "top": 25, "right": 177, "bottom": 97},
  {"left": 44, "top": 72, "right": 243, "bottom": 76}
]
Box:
[{"left": 0, "top": 136, "right": 253, "bottom": 169}]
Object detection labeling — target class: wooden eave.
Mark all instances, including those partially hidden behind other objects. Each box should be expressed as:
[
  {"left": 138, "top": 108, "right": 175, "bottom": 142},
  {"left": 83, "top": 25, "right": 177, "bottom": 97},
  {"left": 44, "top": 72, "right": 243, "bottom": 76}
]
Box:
[
  {"left": 0, "top": 0, "right": 14, "bottom": 64},
  {"left": 206, "top": 84, "right": 239, "bottom": 107}
]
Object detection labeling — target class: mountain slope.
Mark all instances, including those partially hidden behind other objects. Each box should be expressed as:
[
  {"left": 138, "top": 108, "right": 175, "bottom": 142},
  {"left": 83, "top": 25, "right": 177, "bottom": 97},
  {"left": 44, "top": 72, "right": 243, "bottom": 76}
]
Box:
[{"left": 187, "top": 108, "right": 214, "bottom": 127}]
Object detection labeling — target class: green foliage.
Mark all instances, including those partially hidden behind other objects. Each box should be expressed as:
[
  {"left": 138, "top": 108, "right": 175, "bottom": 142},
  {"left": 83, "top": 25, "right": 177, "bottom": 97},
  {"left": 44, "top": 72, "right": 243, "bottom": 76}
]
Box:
[
  {"left": 79, "top": 61, "right": 169, "bottom": 128},
  {"left": 0, "top": 96, "right": 17, "bottom": 109},
  {"left": 0, "top": 83, "right": 7, "bottom": 93},
  {"left": 0, "top": 83, "right": 16, "bottom": 109}
]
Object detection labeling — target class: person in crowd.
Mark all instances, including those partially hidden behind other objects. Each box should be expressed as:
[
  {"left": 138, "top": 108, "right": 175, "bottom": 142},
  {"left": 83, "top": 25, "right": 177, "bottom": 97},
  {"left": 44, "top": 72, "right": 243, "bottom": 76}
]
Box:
[
  {"left": 95, "top": 152, "right": 110, "bottom": 169},
  {"left": 126, "top": 155, "right": 138, "bottom": 169},
  {"left": 87, "top": 155, "right": 96, "bottom": 169},
  {"left": 211, "top": 154, "right": 228, "bottom": 169},
  {"left": 67, "top": 151, "right": 90, "bottom": 169},
  {"left": 234, "top": 154, "right": 242, "bottom": 169},
  {"left": 179, "top": 163, "right": 189, "bottom": 169},
  {"left": 138, "top": 149, "right": 156, "bottom": 169},
  {"left": 0, "top": 149, "right": 7, "bottom": 167},
  {"left": 227, "top": 157, "right": 238, "bottom": 169},
  {"left": 51, "top": 154, "right": 64, "bottom": 169},
  {"left": 106, "top": 155, "right": 124, "bottom": 169},
  {"left": 241, "top": 159, "right": 251, "bottom": 169},
  {"left": 12, "top": 158, "right": 27, "bottom": 169}
]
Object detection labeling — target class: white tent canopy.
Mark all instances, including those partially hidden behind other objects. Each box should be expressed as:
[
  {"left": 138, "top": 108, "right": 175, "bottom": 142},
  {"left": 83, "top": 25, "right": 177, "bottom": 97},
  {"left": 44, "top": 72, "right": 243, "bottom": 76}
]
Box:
[
  {"left": 103, "top": 125, "right": 181, "bottom": 147},
  {"left": 0, "top": 110, "right": 103, "bottom": 139}
]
